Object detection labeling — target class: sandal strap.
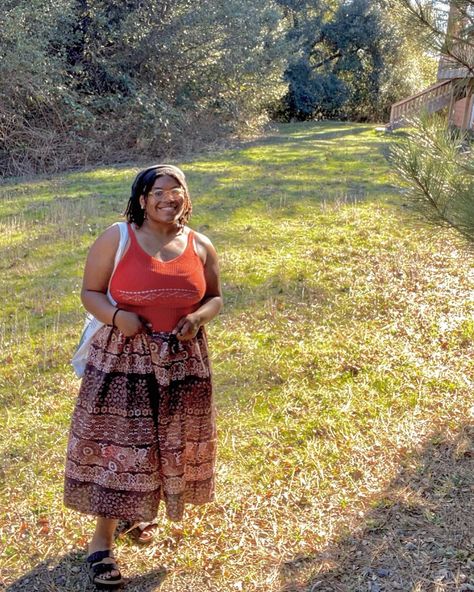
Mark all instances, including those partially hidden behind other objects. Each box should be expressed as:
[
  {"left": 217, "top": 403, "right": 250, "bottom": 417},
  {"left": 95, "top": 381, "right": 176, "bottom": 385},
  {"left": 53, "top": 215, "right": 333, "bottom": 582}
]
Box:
[
  {"left": 124, "top": 520, "right": 158, "bottom": 534},
  {"left": 87, "top": 549, "right": 114, "bottom": 564},
  {"left": 90, "top": 561, "right": 121, "bottom": 580}
]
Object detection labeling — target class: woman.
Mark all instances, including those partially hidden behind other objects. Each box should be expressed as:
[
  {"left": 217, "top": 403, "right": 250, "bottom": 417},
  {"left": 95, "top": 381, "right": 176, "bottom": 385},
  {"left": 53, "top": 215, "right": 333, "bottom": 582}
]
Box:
[{"left": 64, "top": 164, "right": 223, "bottom": 588}]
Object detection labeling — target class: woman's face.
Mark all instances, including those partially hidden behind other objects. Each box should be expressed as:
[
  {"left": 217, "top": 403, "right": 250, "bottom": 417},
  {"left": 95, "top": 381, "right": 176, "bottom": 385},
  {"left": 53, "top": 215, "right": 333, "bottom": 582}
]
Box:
[{"left": 140, "top": 174, "right": 185, "bottom": 225}]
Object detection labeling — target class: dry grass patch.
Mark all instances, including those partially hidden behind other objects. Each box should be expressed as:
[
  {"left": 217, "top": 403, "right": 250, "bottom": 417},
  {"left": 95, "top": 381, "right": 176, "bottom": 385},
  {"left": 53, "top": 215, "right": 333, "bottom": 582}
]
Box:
[{"left": 0, "top": 122, "right": 473, "bottom": 592}]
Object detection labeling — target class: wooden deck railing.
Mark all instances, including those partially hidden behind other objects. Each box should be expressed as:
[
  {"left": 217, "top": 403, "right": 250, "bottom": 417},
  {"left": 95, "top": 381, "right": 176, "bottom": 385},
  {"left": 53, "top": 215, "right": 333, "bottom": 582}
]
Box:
[
  {"left": 438, "top": 54, "right": 473, "bottom": 80},
  {"left": 389, "top": 80, "right": 453, "bottom": 129}
]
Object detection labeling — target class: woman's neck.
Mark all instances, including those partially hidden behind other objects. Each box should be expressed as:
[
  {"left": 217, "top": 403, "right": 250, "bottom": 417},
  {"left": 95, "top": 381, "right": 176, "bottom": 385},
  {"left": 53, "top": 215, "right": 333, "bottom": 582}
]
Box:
[{"left": 139, "top": 219, "right": 183, "bottom": 238}]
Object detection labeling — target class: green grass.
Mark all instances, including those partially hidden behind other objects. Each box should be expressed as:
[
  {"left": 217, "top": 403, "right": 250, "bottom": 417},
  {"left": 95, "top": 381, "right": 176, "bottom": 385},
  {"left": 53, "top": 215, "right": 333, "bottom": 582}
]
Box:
[{"left": 0, "top": 121, "right": 473, "bottom": 591}]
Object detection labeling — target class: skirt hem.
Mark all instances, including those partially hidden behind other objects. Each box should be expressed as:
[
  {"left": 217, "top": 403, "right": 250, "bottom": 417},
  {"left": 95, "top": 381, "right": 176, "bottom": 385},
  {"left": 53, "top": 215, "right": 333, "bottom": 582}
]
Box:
[{"left": 63, "top": 496, "right": 215, "bottom": 523}]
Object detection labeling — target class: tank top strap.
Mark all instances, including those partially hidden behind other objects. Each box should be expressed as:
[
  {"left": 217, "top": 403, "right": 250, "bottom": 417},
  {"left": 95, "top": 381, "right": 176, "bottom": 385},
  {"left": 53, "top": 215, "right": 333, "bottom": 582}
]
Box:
[
  {"left": 186, "top": 229, "right": 195, "bottom": 254},
  {"left": 127, "top": 223, "right": 138, "bottom": 247},
  {"left": 187, "top": 229, "right": 202, "bottom": 259}
]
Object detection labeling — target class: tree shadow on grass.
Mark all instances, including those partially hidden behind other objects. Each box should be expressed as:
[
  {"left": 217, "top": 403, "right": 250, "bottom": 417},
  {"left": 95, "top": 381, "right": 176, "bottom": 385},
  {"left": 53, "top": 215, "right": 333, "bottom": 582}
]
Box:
[
  {"left": 5, "top": 549, "right": 168, "bottom": 592},
  {"left": 279, "top": 422, "right": 474, "bottom": 592},
  {"left": 245, "top": 122, "right": 376, "bottom": 148}
]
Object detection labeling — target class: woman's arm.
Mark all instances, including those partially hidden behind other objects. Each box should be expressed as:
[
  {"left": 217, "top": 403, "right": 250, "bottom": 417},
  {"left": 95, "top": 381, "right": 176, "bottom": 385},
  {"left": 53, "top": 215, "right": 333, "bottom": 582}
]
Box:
[
  {"left": 81, "top": 225, "right": 145, "bottom": 336},
  {"left": 173, "top": 233, "right": 223, "bottom": 340},
  {"left": 81, "top": 225, "right": 120, "bottom": 324}
]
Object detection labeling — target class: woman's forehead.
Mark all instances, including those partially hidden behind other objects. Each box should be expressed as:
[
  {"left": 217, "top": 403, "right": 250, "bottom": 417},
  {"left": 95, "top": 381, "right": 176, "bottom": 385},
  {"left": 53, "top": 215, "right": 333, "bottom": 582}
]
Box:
[{"left": 152, "top": 174, "right": 181, "bottom": 188}]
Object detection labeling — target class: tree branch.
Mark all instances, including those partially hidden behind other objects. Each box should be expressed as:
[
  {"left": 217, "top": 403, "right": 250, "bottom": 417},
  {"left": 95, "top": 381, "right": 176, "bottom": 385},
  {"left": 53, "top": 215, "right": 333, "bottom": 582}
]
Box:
[{"left": 311, "top": 50, "right": 342, "bottom": 69}]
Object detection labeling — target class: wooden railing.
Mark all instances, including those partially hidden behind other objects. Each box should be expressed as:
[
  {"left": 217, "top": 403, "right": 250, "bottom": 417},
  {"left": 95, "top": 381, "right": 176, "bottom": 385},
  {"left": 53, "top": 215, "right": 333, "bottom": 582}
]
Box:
[
  {"left": 437, "top": 3, "right": 474, "bottom": 80},
  {"left": 438, "top": 54, "right": 473, "bottom": 80},
  {"left": 389, "top": 80, "right": 453, "bottom": 130}
]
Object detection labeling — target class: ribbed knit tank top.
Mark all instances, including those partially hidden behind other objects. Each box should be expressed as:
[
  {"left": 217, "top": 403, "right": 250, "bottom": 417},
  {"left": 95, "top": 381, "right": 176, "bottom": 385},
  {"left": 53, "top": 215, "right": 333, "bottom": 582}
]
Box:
[{"left": 109, "top": 224, "right": 207, "bottom": 333}]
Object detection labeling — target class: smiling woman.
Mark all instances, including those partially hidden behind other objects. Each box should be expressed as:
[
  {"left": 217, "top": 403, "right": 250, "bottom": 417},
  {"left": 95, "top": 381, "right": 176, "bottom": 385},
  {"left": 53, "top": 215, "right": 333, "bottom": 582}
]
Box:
[{"left": 63, "top": 164, "right": 223, "bottom": 589}]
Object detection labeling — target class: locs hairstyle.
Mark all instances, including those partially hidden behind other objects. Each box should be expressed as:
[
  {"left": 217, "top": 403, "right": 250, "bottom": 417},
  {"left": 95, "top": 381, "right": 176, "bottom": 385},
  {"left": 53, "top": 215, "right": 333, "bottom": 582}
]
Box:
[{"left": 124, "top": 164, "right": 192, "bottom": 227}]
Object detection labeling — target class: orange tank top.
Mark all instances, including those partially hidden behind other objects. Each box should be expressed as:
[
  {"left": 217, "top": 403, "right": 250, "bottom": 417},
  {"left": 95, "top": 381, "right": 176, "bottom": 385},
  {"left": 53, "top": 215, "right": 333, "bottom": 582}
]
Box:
[{"left": 109, "top": 224, "right": 207, "bottom": 332}]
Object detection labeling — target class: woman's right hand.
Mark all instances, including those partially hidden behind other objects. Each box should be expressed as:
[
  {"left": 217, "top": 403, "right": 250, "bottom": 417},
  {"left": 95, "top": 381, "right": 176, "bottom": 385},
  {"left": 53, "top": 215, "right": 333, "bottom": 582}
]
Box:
[{"left": 114, "top": 310, "right": 148, "bottom": 337}]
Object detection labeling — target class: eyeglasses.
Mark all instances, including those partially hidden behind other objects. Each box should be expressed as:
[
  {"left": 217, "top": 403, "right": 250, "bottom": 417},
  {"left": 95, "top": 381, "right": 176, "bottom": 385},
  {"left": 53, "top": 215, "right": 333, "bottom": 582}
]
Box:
[{"left": 148, "top": 188, "right": 184, "bottom": 200}]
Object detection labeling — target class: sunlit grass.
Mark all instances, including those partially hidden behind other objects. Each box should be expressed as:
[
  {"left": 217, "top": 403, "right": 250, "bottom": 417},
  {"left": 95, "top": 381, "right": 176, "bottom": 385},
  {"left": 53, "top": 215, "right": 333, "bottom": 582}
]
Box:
[{"left": 0, "top": 122, "right": 473, "bottom": 591}]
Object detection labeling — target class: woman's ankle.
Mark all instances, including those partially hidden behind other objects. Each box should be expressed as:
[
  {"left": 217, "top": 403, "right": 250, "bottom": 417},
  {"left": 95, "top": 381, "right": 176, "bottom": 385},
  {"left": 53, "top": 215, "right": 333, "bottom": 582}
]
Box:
[
  {"left": 88, "top": 518, "right": 119, "bottom": 553},
  {"left": 88, "top": 536, "right": 114, "bottom": 554}
]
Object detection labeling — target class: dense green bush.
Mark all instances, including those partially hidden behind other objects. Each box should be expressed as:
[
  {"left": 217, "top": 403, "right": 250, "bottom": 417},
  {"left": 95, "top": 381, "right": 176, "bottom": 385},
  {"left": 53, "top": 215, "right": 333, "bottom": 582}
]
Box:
[
  {"left": 0, "top": 0, "right": 291, "bottom": 176},
  {"left": 273, "top": 0, "right": 436, "bottom": 122},
  {"left": 0, "top": 0, "right": 438, "bottom": 175}
]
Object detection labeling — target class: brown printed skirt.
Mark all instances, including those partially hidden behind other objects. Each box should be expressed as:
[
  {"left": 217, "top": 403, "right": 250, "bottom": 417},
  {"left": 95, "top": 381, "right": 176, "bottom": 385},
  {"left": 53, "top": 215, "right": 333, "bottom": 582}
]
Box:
[{"left": 64, "top": 325, "right": 217, "bottom": 523}]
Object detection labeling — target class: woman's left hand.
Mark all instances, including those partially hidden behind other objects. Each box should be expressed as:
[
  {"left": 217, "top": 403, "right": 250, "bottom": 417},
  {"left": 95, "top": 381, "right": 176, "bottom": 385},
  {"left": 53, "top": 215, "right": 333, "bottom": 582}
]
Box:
[{"left": 173, "top": 313, "right": 201, "bottom": 341}]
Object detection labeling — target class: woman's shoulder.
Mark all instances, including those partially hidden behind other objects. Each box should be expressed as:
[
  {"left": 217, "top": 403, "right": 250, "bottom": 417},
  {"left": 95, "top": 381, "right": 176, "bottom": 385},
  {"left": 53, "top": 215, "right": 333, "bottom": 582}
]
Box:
[
  {"left": 188, "top": 226, "right": 214, "bottom": 249},
  {"left": 187, "top": 226, "right": 218, "bottom": 265},
  {"left": 89, "top": 222, "right": 124, "bottom": 254}
]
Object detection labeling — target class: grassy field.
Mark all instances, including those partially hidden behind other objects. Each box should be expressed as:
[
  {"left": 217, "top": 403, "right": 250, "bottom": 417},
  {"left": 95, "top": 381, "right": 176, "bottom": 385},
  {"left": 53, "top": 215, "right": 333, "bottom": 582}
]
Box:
[{"left": 0, "top": 121, "right": 473, "bottom": 592}]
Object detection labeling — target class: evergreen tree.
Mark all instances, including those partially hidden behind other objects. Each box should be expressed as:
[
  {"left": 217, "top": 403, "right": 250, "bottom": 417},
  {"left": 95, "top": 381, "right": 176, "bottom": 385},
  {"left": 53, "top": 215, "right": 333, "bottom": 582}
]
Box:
[
  {"left": 391, "top": 114, "right": 474, "bottom": 243},
  {"left": 390, "top": 0, "right": 474, "bottom": 244}
]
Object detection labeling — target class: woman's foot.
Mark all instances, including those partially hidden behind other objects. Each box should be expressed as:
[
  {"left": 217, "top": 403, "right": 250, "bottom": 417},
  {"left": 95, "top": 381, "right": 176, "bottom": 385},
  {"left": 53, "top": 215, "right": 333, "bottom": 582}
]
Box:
[
  {"left": 87, "top": 517, "right": 121, "bottom": 585},
  {"left": 86, "top": 549, "right": 123, "bottom": 589},
  {"left": 122, "top": 520, "right": 159, "bottom": 544}
]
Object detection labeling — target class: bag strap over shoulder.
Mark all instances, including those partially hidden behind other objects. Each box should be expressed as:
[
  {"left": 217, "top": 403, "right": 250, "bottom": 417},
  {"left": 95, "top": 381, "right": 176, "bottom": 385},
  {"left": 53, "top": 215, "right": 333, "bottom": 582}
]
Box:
[
  {"left": 72, "top": 221, "right": 129, "bottom": 378},
  {"left": 114, "top": 222, "right": 129, "bottom": 268},
  {"left": 107, "top": 222, "right": 129, "bottom": 305}
]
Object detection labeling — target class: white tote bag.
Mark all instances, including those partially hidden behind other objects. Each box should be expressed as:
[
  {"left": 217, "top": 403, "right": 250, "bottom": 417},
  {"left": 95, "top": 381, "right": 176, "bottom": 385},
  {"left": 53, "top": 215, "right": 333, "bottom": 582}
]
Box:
[{"left": 71, "top": 222, "right": 129, "bottom": 378}]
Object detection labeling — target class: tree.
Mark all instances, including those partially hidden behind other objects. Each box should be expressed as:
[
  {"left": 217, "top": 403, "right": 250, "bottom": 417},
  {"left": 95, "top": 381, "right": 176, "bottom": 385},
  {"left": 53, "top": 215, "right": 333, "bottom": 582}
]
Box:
[
  {"left": 0, "top": 0, "right": 77, "bottom": 174},
  {"left": 391, "top": 114, "right": 474, "bottom": 242},
  {"left": 390, "top": 0, "right": 474, "bottom": 244},
  {"left": 0, "top": 0, "right": 291, "bottom": 176},
  {"left": 392, "top": 0, "right": 474, "bottom": 77},
  {"left": 274, "top": 0, "right": 437, "bottom": 122}
]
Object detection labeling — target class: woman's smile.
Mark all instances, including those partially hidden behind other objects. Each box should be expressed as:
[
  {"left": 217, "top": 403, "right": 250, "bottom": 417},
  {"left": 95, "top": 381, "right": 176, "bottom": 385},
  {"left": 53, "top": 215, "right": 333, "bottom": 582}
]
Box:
[{"left": 155, "top": 203, "right": 182, "bottom": 218}]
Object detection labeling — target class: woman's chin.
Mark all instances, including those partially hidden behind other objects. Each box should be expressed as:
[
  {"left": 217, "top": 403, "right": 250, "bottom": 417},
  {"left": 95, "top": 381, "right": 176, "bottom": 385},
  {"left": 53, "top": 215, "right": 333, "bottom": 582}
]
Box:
[{"left": 149, "top": 213, "right": 181, "bottom": 225}]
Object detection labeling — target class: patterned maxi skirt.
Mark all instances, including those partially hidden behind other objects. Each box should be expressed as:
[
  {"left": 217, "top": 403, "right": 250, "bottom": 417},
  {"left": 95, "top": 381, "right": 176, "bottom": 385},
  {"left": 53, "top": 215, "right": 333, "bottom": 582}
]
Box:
[{"left": 64, "top": 325, "right": 217, "bottom": 523}]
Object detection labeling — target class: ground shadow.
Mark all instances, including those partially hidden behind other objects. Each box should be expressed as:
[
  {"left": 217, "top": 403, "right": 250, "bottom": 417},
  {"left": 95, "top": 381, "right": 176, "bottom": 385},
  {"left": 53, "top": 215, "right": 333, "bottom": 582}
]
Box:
[
  {"left": 4, "top": 549, "right": 167, "bottom": 591},
  {"left": 241, "top": 122, "right": 376, "bottom": 148},
  {"left": 279, "top": 422, "right": 474, "bottom": 592}
]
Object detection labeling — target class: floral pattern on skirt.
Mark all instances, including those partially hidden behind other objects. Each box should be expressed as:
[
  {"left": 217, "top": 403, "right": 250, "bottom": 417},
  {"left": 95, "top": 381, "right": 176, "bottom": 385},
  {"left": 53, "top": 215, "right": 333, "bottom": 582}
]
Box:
[{"left": 64, "top": 325, "right": 217, "bottom": 522}]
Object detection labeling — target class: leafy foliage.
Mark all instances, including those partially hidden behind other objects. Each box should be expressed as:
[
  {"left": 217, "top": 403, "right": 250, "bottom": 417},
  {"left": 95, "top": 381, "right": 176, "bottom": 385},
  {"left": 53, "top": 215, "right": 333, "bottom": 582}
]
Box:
[
  {"left": 0, "top": 0, "right": 442, "bottom": 174},
  {"left": 390, "top": 0, "right": 474, "bottom": 245},
  {"left": 275, "top": 0, "right": 437, "bottom": 121},
  {"left": 393, "top": 0, "right": 474, "bottom": 77},
  {"left": 391, "top": 116, "right": 474, "bottom": 243},
  {"left": 0, "top": 0, "right": 291, "bottom": 176}
]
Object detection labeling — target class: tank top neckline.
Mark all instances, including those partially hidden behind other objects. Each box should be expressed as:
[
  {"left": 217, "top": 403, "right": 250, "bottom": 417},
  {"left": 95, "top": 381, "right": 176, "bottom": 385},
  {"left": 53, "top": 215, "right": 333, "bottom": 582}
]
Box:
[{"left": 129, "top": 223, "right": 194, "bottom": 265}]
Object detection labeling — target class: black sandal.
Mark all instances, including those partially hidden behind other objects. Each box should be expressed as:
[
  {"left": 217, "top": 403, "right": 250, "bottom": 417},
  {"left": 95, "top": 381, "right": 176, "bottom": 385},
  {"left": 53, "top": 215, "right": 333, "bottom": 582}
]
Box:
[{"left": 86, "top": 550, "right": 124, "bottom": 589}]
